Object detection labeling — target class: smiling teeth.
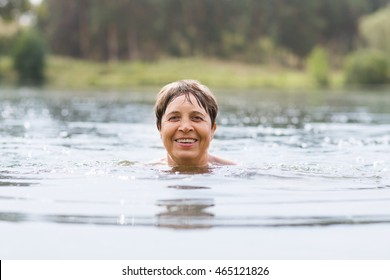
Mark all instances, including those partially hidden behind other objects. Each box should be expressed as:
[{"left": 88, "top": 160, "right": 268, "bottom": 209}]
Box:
[{"left": 176, "top": 139, "right": 196, "bottom": 143}]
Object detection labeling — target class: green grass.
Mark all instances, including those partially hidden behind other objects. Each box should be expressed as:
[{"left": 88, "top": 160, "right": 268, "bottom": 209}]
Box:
[{"left": 2, "top": 55, "right": 344, "bottom": 90}]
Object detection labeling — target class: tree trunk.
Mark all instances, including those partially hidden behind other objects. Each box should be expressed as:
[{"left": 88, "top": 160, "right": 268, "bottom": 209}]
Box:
[
  {"left": 78, "top": 0, "right": 90, "bottom": 59},
  {"left": 107, "top": 23, "right": 119, "bottom": 62},
  {"left": 127, "top": 27, "right": 139, "bottom": 60}
]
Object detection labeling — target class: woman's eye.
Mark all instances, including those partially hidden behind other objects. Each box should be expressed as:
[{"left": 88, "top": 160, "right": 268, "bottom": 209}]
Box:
[
  {"left": 192, "top": 116, "right": 204, "bottom": 121},
  {"left": 168, "top": 116, "right": 179, "bottom": 121}
]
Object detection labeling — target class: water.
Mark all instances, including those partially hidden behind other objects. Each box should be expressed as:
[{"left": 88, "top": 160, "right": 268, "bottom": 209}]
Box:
[{"left": 1, "top": 87, "right": 390, "bottom": 259}]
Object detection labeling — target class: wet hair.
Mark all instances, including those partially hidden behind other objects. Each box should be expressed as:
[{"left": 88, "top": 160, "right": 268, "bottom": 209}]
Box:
[{"left": 154, "top": 80, "right": 218, "bottom": 130}]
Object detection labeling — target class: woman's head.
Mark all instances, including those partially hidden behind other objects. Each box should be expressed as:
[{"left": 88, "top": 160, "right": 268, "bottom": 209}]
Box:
[
  {"left": 154, "top": 80, "right": 219, "bottom": 167},
  {"left": 154, "top": 80, "right": 218, "bottom": 130}
]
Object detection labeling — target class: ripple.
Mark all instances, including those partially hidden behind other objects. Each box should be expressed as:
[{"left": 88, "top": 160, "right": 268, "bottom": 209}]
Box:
[
  {"left": 2, "top": 211, "right": 390, "bottom": 229},
  {"left": 2, "top": 89, "right": 390, "bottom": 235}
]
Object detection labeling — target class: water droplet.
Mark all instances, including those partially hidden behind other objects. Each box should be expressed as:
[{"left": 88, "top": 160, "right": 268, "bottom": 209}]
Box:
[{"left": 24, "top": 122, "right": 31, "bottom": 129}]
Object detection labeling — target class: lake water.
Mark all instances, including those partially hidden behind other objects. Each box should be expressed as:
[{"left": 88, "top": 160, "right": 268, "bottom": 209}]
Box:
[{"left": 1, "top": 87, "right": 390, "bottom": 259}]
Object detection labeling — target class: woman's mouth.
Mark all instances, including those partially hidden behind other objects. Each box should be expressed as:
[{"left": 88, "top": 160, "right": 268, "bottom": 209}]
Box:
[{"left": 175, "top": 138, "right": 197, "bottom": 144}]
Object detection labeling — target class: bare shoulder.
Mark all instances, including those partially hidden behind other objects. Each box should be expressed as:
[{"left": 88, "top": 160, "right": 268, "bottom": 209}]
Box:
[{"left": 208, "top": 154, "right": 236, "bottom": 166}]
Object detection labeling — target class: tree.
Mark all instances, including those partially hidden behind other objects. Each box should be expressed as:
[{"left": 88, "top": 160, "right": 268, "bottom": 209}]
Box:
[
  {"left": 306, "top": 46, "right": 329, "bottom": 87},
  {"left": 273, "top": 0, "right": 324, "bottom": 59},
  {"left": 359, "top": 5, "right": 390, "bottom": 52},
  {"left": 345, "top": 49, "right": 389, "bottom": 85},
  {"left": 12, "top": 29, "right": 46, "bottom": 84},
  {"left": 0, "top": 0, "right": 30, "bottom": 21},
  {"left": 37, "top": 0, "right": 390, "bottom": 63}
]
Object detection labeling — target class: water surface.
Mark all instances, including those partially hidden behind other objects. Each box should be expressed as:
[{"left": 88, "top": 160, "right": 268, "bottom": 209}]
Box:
[{"left": 1, "top": 88, "right": 390, "bottom": 259}]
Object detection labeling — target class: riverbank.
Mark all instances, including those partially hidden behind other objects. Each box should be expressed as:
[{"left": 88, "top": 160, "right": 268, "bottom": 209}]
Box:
[{"left": 1, "top": 55, "right": 344, "bottom": 90}]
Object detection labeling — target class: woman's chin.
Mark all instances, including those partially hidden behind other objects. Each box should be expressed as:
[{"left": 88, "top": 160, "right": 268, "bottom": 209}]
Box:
[{"left": 169, "top": 153, "right": 207, "bottom": 167}]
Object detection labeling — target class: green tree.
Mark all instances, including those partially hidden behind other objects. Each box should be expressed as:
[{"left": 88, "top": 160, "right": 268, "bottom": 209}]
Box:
[
  {"left": 37, "top": 0, "right": 390, "bottom": 63},
  {"left": 359, "top": 5, "right": 390, "bottom": 52},
  {"left": 272, "top": 0, "right": 324, "bottom": 59},
  {"left": 12, "top": 29, "right": 46, "bottom": 84},
  {"left": 307, "top": 46, "right": 329, "bottom": 87},
  {"left": 345, "top": 49, "right": 389, "bottom": 85},
  {"left": 0, "top": 0, "right": 30, "bottom": 21}
]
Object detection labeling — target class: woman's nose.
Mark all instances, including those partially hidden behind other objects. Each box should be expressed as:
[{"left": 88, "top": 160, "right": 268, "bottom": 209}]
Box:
[{"left": 178, "top": 119, "right": 193, "bottom": 132}]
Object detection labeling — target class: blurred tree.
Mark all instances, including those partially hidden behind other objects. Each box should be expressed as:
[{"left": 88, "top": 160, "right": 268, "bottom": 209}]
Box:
[
  {"left": 345, "top": 49, "right": 389, "bottom": 85},
  {"left": 0, "top": 0, "right": 30, "bottom": 21},
  {"left": 359, "top": 5, "right": 390, "bottom": 52},
  {"left": 37, "top": 0, "right": 390, "bottom": 64},
  {"left": 273, "top": 0, "right": 324, "bottom": 60},
  {"left": 343, "top": 4, "right": 390, "bottom": 86},
  {"left": 306, "top": 46, "right": 329, "bottom": 87},
  {"left": 0, "top": 0, "right": 31, "bottom": 69},
  {"left": 44, "top": 0, "right": 82, "bottom": 57},
  {"left": 12, "top": 28, "right": 46, "bottom": 84},
  {"left": 318, "top": 0, "right": 367, "bottom": 54}
]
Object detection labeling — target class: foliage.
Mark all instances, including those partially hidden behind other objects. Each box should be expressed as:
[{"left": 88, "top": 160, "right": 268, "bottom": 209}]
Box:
[
  {"left": 344, "top": 49, "right": 389, "bottom": 85},
  {"left": 306, "top": 46, "right": 330, "bottom": 87},
  {"left": 0, "top": 20, "right": 19, "bottom": 55},
  {"left": 0, "top": 0, "right": 30, "bottom": 80},
  {"left": 359, "top": 5, "right": 390, "bottom": 52},
  {"left": 0, "top": 35, "right": 13, "bottom": 57},
  {"left": 0, "top": 0, "right": 30, "bottom": 21},
  {"left": 37, "top": 0, "right": 390, "bottom": 63},
  {"left": 12, "top": 29, "right": 46, "bottom": 84}
]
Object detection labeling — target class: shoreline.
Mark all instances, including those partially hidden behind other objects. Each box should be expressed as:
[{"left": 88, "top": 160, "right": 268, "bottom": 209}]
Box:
[{"left": 1, "top": 55, "right": 346, "bottom": 91}]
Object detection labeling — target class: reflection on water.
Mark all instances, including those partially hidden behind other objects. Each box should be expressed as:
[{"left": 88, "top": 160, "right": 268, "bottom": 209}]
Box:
[
  {"left": 1, "top": 89, "right": 390, "bottom": 247},
  {"left": 1, "top": 211, "right": 390, "bottom": 228},
  {"left": 165, "top": 166, "right": 215, "bottom": 175},
  {"left": 0, "top": 181, "right": 38, "bottom": 187},
  {"left": 156, "top": 198, "right": 214, "bottom": 229},
  {"left": 0, "top": 173, "right": 40, "bottom": 187},
  {"left": 167, "top": 185, "right": 210, "bottom": 190}
]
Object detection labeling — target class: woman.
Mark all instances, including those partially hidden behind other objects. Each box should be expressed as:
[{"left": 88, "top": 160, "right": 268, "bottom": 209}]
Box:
[{"left": 154, "top": 80, "right": 235, "bottom": 167}]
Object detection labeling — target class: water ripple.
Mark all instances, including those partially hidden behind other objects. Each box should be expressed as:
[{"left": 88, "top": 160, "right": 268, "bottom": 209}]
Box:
[{"left": 2, "top": 211, "right": 390, "bottom": 229}]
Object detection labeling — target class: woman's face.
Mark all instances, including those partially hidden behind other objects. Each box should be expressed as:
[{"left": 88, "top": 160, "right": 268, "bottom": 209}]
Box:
[{"left": 159, "top": 94, "right": 216, "bottom": 167}]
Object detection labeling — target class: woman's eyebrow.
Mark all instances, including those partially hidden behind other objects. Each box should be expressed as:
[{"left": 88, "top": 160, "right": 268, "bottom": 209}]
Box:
[
  {"left": 165, "top": 110, "right": 205, "bottom": 116},
  {"left": 165, "top": 110, "right": 181, "bottom": 115},
  {"left": 190, "top": 110, "right": 206, "bottom": 116}
]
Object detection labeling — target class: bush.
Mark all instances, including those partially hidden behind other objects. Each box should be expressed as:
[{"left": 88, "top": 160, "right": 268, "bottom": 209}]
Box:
[
  {"left": 306, "top": 46, "right": 329, "bottom": 87},
  {"left": 12, "top": 29, "right": 46, "bottom": 85},
  {"left": 344, "top": 50, "right": 389, "bottom": 85},
  {"left": 0, "top": 33, "right": 16, "bottom": 81},
  {"left": 0, "top": 36, "right": 14, "bottom": 55},
  {"left": 359, "top": 5, "right": 390, "bottom": 53}
]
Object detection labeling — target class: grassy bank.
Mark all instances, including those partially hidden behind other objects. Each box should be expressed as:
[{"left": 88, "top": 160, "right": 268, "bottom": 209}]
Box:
[{"left": 1, "top": 55, "right": 344, "bottom": 90}]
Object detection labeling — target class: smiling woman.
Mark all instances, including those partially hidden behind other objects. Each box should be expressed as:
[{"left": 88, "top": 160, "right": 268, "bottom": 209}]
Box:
[{"left": 154, "top": 80, "right": 235, "bottom": 167}]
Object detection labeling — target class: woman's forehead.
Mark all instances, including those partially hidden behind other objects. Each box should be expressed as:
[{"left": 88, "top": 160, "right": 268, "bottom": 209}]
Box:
[{"left": 166, "top": 94, "right": 206, "bottom": 112}]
